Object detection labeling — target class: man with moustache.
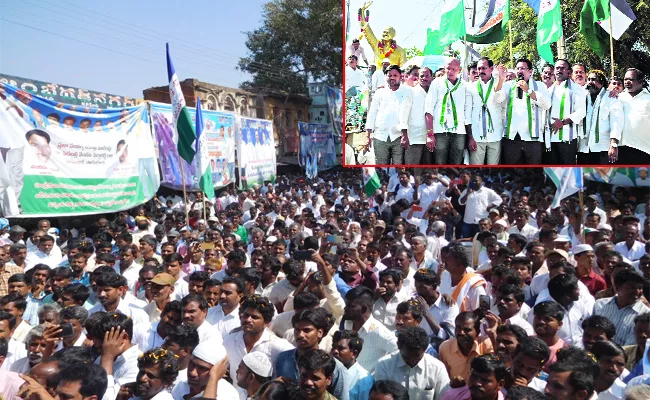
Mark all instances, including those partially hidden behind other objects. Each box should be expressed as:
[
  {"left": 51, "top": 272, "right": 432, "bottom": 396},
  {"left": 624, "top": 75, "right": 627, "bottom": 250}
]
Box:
[
  {"left": 618, "top": 68, "right": 650, "bottom": 163},
  {"left": 401, "top": 67, "right": 433, "bottom": 165},
  {"left": 499, "top": 58, "right": 551, "bottom": 164},
  {"left": 572, "top": 63, "right": 587, "bottom": 87},
  {"left": 545, "top": 59, "right": 587, "bottom": 164},
  {"left": 366, "top": 65, "right": 412, "bottom": 165},
  {"left": 468, "top": 58, "right": 507, "bottom": 165},
  {"left": 424, "top": 57, "right": 475, "bottom": 164},
  {"left": 577, "top": 70, "right": 623, "bottom": 165},
  {"left": 542, "top": 64, "right": 555, "bottom": 88}
]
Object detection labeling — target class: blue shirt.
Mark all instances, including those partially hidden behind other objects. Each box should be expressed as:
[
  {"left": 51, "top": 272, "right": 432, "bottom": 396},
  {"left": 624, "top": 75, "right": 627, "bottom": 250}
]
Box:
[
  {"left": 334, "top": 274, "right": 352, "bottom": 297},
  {"left": 624, "top": 361, "right": 643, "bottom": 384},
  {"left": 24, "top": 292, "right": 46, "bottom": 325},
  {"left": 347, "top": 362, "right": 374, "bottom": 400},
  {"left": 274, "top": 348, "right": 350, "bottom": 400},
  {"left": 72, "top": 273, "right": 91, "bottom": 286}
]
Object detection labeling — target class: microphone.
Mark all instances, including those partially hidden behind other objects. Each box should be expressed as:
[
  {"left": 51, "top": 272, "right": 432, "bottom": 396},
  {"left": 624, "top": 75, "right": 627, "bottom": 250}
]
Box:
[{"left": 517, "top": 73, "right": 525, "bottom": 99}]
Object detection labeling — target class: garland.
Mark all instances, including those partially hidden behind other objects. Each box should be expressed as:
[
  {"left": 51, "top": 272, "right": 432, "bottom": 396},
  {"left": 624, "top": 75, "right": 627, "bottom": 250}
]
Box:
[
  {"left": 378, "top": 40, "right": 397, "bottom": 59},
  {"left": 358, "top": 9, "right": 369, "bottom": 40}
]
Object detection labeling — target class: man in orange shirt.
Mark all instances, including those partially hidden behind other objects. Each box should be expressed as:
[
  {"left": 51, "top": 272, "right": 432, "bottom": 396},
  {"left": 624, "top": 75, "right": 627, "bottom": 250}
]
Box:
[{"left": 439, "top": 311, "right": 493, "bottom": 384}]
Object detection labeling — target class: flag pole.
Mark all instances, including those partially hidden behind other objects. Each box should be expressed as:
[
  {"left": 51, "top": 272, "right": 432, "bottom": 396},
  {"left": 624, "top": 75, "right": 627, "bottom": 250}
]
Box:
[
  {"left": 179, "top": 160, "right": 190, "bottom": 226},
  {"left": 609, "top": 3, "right": 615, "bottom": 77},
  {"left": 579, "top": 189, "right": 585, "bottom": 244},
  {"left": 508, "top": 20, "right": 514, "bottom": 67}
]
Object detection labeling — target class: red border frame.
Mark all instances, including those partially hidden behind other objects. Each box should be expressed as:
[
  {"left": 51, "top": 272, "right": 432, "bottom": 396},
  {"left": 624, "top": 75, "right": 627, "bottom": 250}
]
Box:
[{"left": 340, "top": 0, "right": 644, "bottom": 169}]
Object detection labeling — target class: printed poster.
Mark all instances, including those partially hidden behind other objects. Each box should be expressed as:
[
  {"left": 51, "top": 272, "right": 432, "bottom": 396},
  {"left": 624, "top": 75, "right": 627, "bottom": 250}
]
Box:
[
  {"left": 299, "top": 122, "right": 337, "bottom": 171},
  {"left": 237, "top": 117, "right": 277, "bottom": 189}
]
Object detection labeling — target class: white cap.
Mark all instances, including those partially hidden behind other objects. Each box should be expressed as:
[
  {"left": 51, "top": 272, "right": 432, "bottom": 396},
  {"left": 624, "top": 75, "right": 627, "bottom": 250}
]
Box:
[
  {"left": 554, "top": 235, "right": 571, "bottom": 242},
  {"left": 242, "top": 351, "right": 273, "bottom": 378},
  {"left": 382, "top": 58, "right": 390, "bottom": 64},
  {"left": 266, "top": 236, "right": 278, "bottom": 243},
  {"left": 192, "top": 340, "right": 227, "bottom": 366},
  {"left": 573, "top": 244, "right": 594, "bottom": 255},
  {"left": 494, "top": 220, "right": 508, "bottom": 228},
  {"left": 598, "top": 223, "right": 613, "bottom": 231}
]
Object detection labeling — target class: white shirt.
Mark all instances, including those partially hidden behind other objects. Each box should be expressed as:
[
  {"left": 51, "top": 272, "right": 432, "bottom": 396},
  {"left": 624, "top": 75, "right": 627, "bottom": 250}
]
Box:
[
  {"left": 580, "top": 88, "right": 624, "bottom": 153},
  {"left": 459, "top": 187, "right": 503, "bottom": 224},
  {"left": 372, "top": 291, "right": 411, "bottom": 331},
  {"left": 619, "top": 89, "right": 650, "bottom": 155},
  {"left": 469, "top": 77, "right": 506, "bottom": 142},
  {"left": 366, "top": 85, "right": 412, "bottom": 142},
  {"left": 346, "top": 66, "right": 367, "bottom": 91},
  {"left": 172, "top": 278, "right": 189, "bottom": 301},
  {"left": 196, "top": 320, "right": 223, "bottom": 344},
  {"left": 505, "top": 313, "right": 535, "bottom": 336},
  {"left": 405, "top": 85, "right": 429, "bottom": 144},
  {"left": 223, "top": 329, "right": 294, "bottom": 390},
  {"left": 424, "top": 77, "right": 472, "bottom": 135},
  {"left": 596, "top": 378, "right": 626, "bottom": 400},
  {"left": 206, "top": 305, "right": 241, "bottom": 337},
  {"left": 395, "top": 184, "right": 415, "bottom": 203},
  {"left": 546, "top": 80, "right": 587, "bottom": 144},
  {"left": 11, "top": 320, "right": 32, "bottom": 344},
  {"left": 372, "top": 70, "right": 387, "bottom": 91},
  {"left": 416, "top": 181, "right": 448, "bottom": 218},
  {"left": 171, "top": 377, "right": 239, "bottom": 400},
  {"left": 113, "top": 262, "right": 142, "bottom": 294},
  {"left": 99, "top": 345, "right": 143, "bottom": 400},
  {"left": 133, "top": 322, "right": 165, "bottom": 352},
  {"left": 614, "top": 241, "right": 646, "bottom": 261},
  {"left": 502, "top": 79, "right": 551, "bottom": 141},
  {"left": 508, "top": 224, "right": 539, "bottom": 242},
  {"left": 0, "top": 339, "right": 27, "bottom": 371},
  {"left": 439, "top": 269, "right": 488, "bottom": 312},
  {"left": 24, "top": 250, "right": 62, "bottom": 271},
  {"left": 421, "top": 296, "right": 459, "bottom": 339},
  {"left": 347, "top": 43, "right": 367, "bottom": 63},
  {"left": 88, "top": 299, "right": 149, "bottom": 327},
  {"left": 356, "top": 315, "right": 399, "bottom": 373},
  {"left": 374, "top": 352, "right": 450, "bottom": 400},
  {"left": 532, "top": 293, "right": 593, "bottom": 346}
]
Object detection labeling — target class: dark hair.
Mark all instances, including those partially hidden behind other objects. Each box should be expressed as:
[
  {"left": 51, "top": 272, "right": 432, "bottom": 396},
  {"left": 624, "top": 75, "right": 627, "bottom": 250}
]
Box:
[
  {"left": 61, "top": 283, "right": 90, "bottom": 304},
  {"left": 7, "top": 273, "right": 26, "bottom": 284},
  {"left": 239, "top": 268, "right": 262, "bottom": 288},
  {"left": 164, "top": 253, "right": 184, "bottom": 265},
  {"left": 0, "top": 292, "right": 26, "bottom": 311},
  {"left": 332, "top": 330, "right": 364, "bottom": 355},
  {"left": 379, "top": 268, "right": 404, "bottom": 285},
  {"left": 447, "top": 244, "right": 470, "bottom": 267},
  {"left": 614, "top": 268, "right": 645, "bottom": 288},
  {"left": 344, "top": 286, "right": 374, "bottom": 311},
  {"left": 413, "top": 268, "right": 440, "bottom": 287},
  {"left": 95, "top": 273, "right": 127, "bottom": 289},
  {"left": 548, "top": 274, "right": 578, "bottom": 300},
  {"left": 397, "top": 326, "right": 430, "bottom": 351},
  {"left": 58, "top": 363, "right": 108, "bottom": 399},
  {"left": 25, "top": 129, "right": 51, "bottom": 143},
  {"left": 514, "top": 336, "right": 550, "bottom": 365},
  {"left": 505, "top": 386, "right": 548, "bottom": 400},
  {"left": 456, "top": 311, "right": 481, "bottom": 332},
  {"left": 0, "top": 338, "right": 7, "bottom": 358},
  {"left": 95, "top": 312, "right": 133, "bottom": 341},
  {"left": 84, "top": 311, "right": 106, "bottom": 340},
  {"left": 634, "top": 313, "right": 650, "bottom": 326},
  {"left": 478, "top": 57, "right": 494, "bottom": 68},
  {"left": 497, "top": 324, "right": 528, "bottom": 343},
  {"left": 240, "top": 295, "right": 275, "bottom": 323},
  {"left": 549, "top": 347, "right": 599, "bottom": 396},
  {"left": 591, "top": 340, "right": 625, "bottom": 361},
  {"left": 396, "top": 299, "right": 424, "bottom": 321},
  {"left": 509, "top": 234, "right": 527, "bottom": 249},
  {"left": 137, "top": 348, "right": 179, "bottom": 385},
  {"left": 59, "top": 306, "right": 89, "bottom": 325},
  {"left": 581, "top": 315, "right": 616, "bottom": 339},
  {"left": 162, "top": 300, "right": 183, "bottom": 316},
  {"left": 293, "top": 291, "right": 320, "bottom": 311},
  {"left": 296, "top": 349, "right": 336, "bottom": 378},
  {"left": 471, "top": 354, "right": 508, "bottom": 381},
  {"left": 498, "top": 284, "right": 525, "bottom": 304},
  {"left": 0, "top": 311, "right": 16, "bottom": 330},
  {"left": 516, "top": 58, "right": 533, "bottom": 70},
  {"left": 292, "top": 308, "right": 334, "bottom": 333},
  {"left": 203, "top": 279, "right": 222, "bottom": 290},
  {"left": 226, "top": 249, "right": 247, "bottom": 264},
  {"left": 164, "top": 324, "right": 200, "bottom": 351},
  {"left": 181, "top": 294, "right": 208, "bottom": 311},
  {"left": 255, "top": 380, "right": 299, "bottom": 400},
  {"left": 222, "top": 276, "right": 245, "bottom": 294},
  {"left": 370, "top": 380, "right": 409, "bottom": 400},
  {"left": 533, "top": 301, "right": 565, "bottom": 322},
  {"left": 386, "top": 65, "right": 402, "bottom": 75}
]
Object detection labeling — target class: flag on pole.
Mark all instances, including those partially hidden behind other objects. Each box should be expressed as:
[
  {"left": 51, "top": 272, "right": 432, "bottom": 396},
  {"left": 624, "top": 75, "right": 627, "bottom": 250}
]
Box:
[
  {"left": 537, "top": 0, "right": 563, "bottom": 63},
  {"left": 466, "top": 0, "right": 510, "bottom": 44},
  {"left": 545, "top": 168, "right": 584, "bottom": 208},
  {"left": 599, "top": 0, "right": 636, "bottom": 39},
  {"left": 363, "top": 167, "right": 381, "bottom": 197},
  {"left": 580, "top": 0, "right": 636, "bottom": 56},
  {"left": 439, "top": 0, "right": 467, "bottom": 48},
  {"left": 423, "top": 29, "right": 444, "bottom": 55},
  {"left": 166, "top": 43, "right": 196, "bottom": 164},
  {"left": 195, "top": 97, "right": 214, "bottom": 200}
]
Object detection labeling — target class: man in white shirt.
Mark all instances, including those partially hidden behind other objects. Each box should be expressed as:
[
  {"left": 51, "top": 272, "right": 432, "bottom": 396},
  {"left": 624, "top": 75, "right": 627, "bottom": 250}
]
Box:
[
  {"left": 459, "top": 175, "right": 502, "bottom": 238},
  {"left": 372, "top": 269, "right": 410, "bottom": 331},
  {"left": 424, "top": 57, "right": 474, "bottom": 165},
  {"left": 88, "top": 274, "right": 149, "bottom": 327},
  {"left": 392, "top": 170, "right": 414, "bottom": 204},
  {"left": 468, "top": 58, "right": 507, "bottom": 165},
  {"left": 577, "top": 70, "right": 623, "bottom": 165},
  {"left": 401, "top": 67, "right": 434, "bottom": 165},
  {"left": 347, "top": 39, "right": 369, "bottom": 66},
  {"left": 545, "top": 59, "right": 587, "bottom": 164},
  {"left": 24, "top": 235, "right": 62, "bottom": 271},
  {"left": 374, "top": 326, "right": 450, "bottom": 400},
  {"left": 206, "top": 277, "right": 243, "bottom": 337},
  {"left": 618, "top": 68, "right": 650, "bottom": 164},
  {"left": 615, "top": 224, "right": 646, "bottom": 261},
  {"left": 414, "top": 172, "right": 448, "bottom": 219},
  {"left": 372, "top": 59, "right": 390, "bottom": 92},
  {"left": 500, "top": 58, "right": 551, "bottom": 164},
  {"left": 346, "top": 55, "right": 367, "bottom": 95},
  {"left": 508, "top": 209, "right": 538, "bottom": 242},
  {"left": 365, "top": 65, "right": 411, "bottom": 165}
]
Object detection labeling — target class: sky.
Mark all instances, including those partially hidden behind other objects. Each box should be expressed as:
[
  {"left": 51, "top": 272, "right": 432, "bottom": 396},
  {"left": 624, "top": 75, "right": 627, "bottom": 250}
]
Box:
[
  {"left": 346, "top": 0, "right": 487, "bottom": 65},
  {"left": 0, "top": 0, "right": 269, "bottom": 98}
]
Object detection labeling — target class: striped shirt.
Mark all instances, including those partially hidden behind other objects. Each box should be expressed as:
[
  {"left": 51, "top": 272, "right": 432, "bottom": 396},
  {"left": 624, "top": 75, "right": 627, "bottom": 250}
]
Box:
[{"left": 593, "top": 296, "right": 650, "bottom": 346}]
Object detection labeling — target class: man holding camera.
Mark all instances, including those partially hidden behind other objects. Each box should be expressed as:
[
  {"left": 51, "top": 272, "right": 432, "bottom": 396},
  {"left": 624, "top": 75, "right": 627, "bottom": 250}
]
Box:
[{"left": 499, "top": 58, "right": 551, "bottom": 164}]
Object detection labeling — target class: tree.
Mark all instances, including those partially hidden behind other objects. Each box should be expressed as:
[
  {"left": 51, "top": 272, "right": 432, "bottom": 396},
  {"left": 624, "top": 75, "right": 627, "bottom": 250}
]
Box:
[
  {"left": 405, "top": 46, "right": 423, "bottom": 60},
  {"left": 238, "top": 0, "right": 342, "bottom": 95},
  {"left": 483, "top": 0, "right": 650, "bottom": 77}
]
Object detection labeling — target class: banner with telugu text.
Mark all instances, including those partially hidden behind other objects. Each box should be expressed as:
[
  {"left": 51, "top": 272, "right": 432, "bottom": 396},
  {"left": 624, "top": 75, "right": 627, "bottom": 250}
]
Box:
[
  {"left": 149, "top": 102, "right": 236, "bottom": 193},
  {"left": 298, "top": 122, "right": 337, "bottom": 172},
  {"left": 0, "top": 82, "right": 159, "bottom": 217},
  {"left": 236, "top": 117, "right": 277, "bottom": 190}
]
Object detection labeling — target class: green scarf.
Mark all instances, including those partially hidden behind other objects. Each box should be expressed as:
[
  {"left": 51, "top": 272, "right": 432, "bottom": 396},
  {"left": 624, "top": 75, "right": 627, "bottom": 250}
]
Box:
[
  {"left": 440, "top": 78, "right": 461, "bottom": 131},
  {"left": 477, "top": 78, "right": 495, "bottom": 138},
  {"left": 506, "top": 83, "right": 533, "bottom": 139}
]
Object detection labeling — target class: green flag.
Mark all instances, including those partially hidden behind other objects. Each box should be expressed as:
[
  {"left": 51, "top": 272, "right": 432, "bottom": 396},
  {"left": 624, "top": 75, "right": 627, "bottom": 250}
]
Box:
[
  {"left": 423, "top": 29, "right": 443, "bottom": 55},
  {"left": 580, "top": 0, "right": 610, "bottom": 57},
  {"left": 466, "top": 0, "right": 510, "bottom": 44},
  {"left": 537, "top": 0, "right": 563, "bottom": 64},
  {"left": 439, "top": 0, "right": 467, "bottom": 47}
]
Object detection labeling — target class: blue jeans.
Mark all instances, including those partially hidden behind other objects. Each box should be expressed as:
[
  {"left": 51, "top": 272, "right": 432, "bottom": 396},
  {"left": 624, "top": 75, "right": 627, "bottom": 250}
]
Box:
[{"left": 462, "top": 223, "right": 479, "bottom": 239}]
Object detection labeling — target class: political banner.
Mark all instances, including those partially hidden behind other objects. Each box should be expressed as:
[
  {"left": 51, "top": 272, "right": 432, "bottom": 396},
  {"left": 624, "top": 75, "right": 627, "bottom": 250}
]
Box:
[
  {"left": 149, "top": 102, "right": 236, "bottom": 192},
  {"left": 237, "top": 117, "right": 277, "bottom": 189},
  {"left": 584, "top": 167, "right": 650, "bottom": 187},
  {"left": 0, "top": 82, "right": 159, "bottom": 217},
  {"left": 298, "top": 122, "right": 337, "bottom": 172},
  {"left": 326, "top": 86, "right": 343, "bottom": 142},
  {"left": 0, "top": 73, "right": 141, "bottom": 109}
]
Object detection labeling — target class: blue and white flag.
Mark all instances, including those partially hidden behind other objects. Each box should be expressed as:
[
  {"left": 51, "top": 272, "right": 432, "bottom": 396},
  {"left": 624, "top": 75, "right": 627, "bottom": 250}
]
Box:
[{"left": 545, "top": 168, "right": 584, "bottom": 208}]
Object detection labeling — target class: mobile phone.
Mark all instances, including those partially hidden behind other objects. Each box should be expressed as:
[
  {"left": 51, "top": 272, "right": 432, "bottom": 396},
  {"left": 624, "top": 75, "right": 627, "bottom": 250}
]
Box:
[
  {"left": 469, "top": 181, "right": 477, "bottom": 190},
  {"left": 479, "top": 295, "right": 491, "bottom": 311},
  {"left": 58, "top": 322, "right": 75, "bottom": 338},
  {"left": 411, "top": 205, "right": 423, "bottom": 212},
  {"left": 451, "top": 179, "right": 462, "bottom": 185},
  {"left": 327, "top": 235, "right": 344, "bottom": 244},
  {"left": 293, "top": 250, "right": 312, "bottom": 261},
  {"left": 200, "top": 242, "right": 215, "bottom": 251}
]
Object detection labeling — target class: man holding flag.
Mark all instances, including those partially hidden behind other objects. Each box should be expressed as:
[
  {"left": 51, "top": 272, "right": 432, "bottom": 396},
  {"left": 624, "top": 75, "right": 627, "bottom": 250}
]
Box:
[{"left": 194, "top": 97, "right": 215, "bottom": 210}]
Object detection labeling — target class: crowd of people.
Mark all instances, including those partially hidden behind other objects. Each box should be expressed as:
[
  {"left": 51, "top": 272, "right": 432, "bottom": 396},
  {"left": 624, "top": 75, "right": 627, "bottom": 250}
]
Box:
[
  {"left": 345, "top": 47, "right": 650, "bottom": 166},
  {"left": 0, "top": 167, "right": 650, "bottom": 400}
]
